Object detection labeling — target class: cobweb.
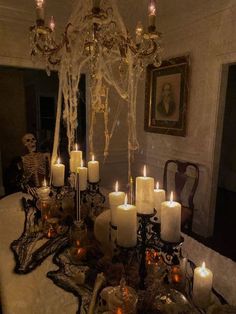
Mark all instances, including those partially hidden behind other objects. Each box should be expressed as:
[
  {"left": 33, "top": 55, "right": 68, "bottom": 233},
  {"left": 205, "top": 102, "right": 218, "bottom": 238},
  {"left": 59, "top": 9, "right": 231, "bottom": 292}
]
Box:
[{"left": 52, "top": 0, "right": 158, "bottom": 178}]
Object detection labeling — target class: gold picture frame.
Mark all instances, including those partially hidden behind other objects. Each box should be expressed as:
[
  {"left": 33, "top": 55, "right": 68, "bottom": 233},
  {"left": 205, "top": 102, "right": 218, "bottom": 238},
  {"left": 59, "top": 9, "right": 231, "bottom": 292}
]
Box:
[{"left": 144, "top": 56, "right": 189, "bottom": 136}]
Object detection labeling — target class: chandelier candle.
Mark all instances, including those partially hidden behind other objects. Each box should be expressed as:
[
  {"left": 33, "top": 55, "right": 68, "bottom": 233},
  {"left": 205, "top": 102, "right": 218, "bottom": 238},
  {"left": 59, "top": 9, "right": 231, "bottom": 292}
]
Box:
[
  {"left": 148, "top": 0, "right": 156, "bottom": 28},
  {"left": 160, "top": 192, "right": 181, "bottom": 243},
  {"left": 88, "top": 155, "right": 99, "bottom": 183},
  {"left": 52, "top": 158, "right": 65, "bottom": 187},
  {"left": 35, "top": 0, "right": 45, "bottom": 22},
  {"left": 109, "top": 181, "right": 125, "bottom": 226},
  {"left": 70, "top": 144, "right": 82, "bottom": 173},
  {"left": 117, "top": 195, "right": 137, "bottom": 248},
  {"left": 154, "top": 182, "right": 166, "bottom": 222},
  {"left": 136, "top": 165, "right": 154, "bottom": 214},
  {"left": 77, "top": 160, "right": 88, "bottom": 191},
  {"left": 193, "top": 262, "right": 213, "bottom": 308}
]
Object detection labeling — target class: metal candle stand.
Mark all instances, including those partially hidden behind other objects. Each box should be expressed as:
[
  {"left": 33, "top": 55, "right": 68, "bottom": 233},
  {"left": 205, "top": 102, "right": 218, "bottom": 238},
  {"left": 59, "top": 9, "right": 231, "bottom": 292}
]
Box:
[
  {"left": 117, "top": 209, "right": 184, "bottom": 290},
  {"left": 80, "top": 180, "right": 105, "bottom": 218}
]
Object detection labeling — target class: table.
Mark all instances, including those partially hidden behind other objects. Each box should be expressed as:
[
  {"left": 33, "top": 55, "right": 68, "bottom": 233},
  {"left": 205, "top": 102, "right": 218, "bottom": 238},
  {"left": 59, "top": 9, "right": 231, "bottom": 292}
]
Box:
[
  {"left": 0, "top": 192, "right": 78, "bottom": 314},
  {"left": 1, "top": 193, "right": 236, "bottom": 314}
]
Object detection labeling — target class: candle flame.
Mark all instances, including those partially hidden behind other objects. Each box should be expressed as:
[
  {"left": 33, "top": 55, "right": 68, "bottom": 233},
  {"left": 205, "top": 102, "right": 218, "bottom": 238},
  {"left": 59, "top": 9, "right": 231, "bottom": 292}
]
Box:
[
  {"left": 170, "top": 191, "right": 173, "bottom": 204},
  {"left": 43, "top": 178, "right": 47, "bottom": 187},
  {"left": 75, "top": 143, "right": 78, "bottom": 151},
  {"left": 200, "top": 261, "right": 208, "bottom": 277},
  {"left": 92, "top": 154, "right": 95, "bottom": 161},
  {"left": 115, "top": 181, "right": 119, "bottom": 192},
  {"left": 76, "top": 240, "right": 80, "bottom": 247},
  {"left": 36, "top": 0, "right": 44, "bottom": 8},
  {"left": 116, "top": 308, "right": 123, "bottom": 314},
  {"left": 49, "top": 16, "right": 55, "bottom": 31},
  {"left": 136, "top": 21, "right": 143, "bottom": 36},
  {"left": 148, "top": 0, "right": 156, "bottom": 15},
  {"left": 156, "top": 181, "right": 159, "bottom": 190},
  {"left": 57, "top": 157, "right": 61, "bottom": 164},
  {"left": 81, "top": 160, "right": 84, "bottom": 167},
  {"left": 143, "top": 165, "right": 147, "bottom": 177},
  {"left": 124, "top": 194, "right": 128, "bottom": 206}
]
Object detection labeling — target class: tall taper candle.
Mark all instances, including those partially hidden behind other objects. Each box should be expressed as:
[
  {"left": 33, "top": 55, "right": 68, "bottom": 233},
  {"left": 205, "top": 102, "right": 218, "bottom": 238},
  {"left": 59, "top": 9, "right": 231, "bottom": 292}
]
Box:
[
  {"left": 161, "top": 192, "right": 181, "bottom": 243},
  {"left": 193, "top": 262, "right": 213, "bottom": 308},
  {"left": 117, "top": 195, "right": 137, "bottom": 248},
  {"left": 136, "top": 165, "right": 154, "bottom": 214},
  {"left": 77, "top": 160, "right": 88, "bottom": 191}
]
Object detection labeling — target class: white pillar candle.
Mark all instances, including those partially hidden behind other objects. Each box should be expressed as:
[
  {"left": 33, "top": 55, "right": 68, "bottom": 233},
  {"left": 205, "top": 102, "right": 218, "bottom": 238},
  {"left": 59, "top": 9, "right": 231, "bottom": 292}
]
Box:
[
  {"left": 136, "top": 165, "right": 154, "bottom": 214},
  {"left": 77, "top": 160, "right": 88, "bottom": 191},
  {"left": 161, "top": 192, "right": 181, "bottom": 243},
  {"left": 154, "top": 182, "right": 166, "bottom": 222},
  {"left": 193, "top": 262, "right": 213, "bottom": 308},
  {"left": 52, "top": 158, "right": 65, "bottom": 187},
  {"left": 88, "top": 155, "right": 99, "bottom": 183},
  {"left": 37, "top": 178, "right": 50, "bottom": 200},
  {"left": 70, "top": 144, "right": 82, "bottom": 173},
  {"left": 117, "top": 195, "right": 137, "bottom": 248},
  {"left": 109, "top": 181, "right": 125, "bottom": 226}
]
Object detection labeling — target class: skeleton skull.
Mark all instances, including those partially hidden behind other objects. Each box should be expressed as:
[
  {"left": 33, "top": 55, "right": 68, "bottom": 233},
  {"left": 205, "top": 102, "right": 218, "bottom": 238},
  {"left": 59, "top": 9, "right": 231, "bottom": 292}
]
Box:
[{"left": 22, "top": 133, "right": 37, "bottom": 153}]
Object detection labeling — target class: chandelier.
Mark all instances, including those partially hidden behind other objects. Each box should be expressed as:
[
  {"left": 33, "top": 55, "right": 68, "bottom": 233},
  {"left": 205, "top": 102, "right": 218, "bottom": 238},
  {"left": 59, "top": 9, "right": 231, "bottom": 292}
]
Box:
[
  {"left": 29, "top": 0, "right": 162, "bottom": 179},
  {"left": 30, "top": 0, "right": 162, "bottom": 70}
]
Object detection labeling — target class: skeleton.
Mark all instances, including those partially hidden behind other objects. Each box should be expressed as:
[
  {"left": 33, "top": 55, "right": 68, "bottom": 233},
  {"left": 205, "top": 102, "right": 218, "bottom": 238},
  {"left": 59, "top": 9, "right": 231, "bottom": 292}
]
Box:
[{"left": 21, "top": 133, "right": 50, "bottom": 187}]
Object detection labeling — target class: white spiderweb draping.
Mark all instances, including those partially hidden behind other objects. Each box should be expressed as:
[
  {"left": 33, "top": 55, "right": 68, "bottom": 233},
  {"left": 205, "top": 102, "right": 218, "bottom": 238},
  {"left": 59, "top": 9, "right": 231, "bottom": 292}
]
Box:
[{"left": 51, "top": 0, "right": 160, "bottom": 178}]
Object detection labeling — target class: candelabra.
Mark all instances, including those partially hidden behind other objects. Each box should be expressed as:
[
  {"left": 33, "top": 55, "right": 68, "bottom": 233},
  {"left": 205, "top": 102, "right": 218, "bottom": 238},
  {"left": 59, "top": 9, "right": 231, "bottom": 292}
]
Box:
[{"left": 116, "top": 210, "right": 184, "bottom": 290}]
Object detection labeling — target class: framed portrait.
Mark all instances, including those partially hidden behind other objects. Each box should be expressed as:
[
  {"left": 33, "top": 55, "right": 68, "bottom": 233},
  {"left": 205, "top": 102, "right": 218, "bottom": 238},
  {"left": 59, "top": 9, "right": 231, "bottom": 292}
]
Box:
[{"left": 144, "top": 56, "right": 189, "bottom": 136}]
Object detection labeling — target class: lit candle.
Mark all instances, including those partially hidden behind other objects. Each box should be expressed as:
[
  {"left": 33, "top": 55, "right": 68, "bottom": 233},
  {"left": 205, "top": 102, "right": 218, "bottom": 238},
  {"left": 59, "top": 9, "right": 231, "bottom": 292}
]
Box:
[
  {"left": 37, "top": 178, "right": 50, "bottom": 200},
  {"left": 70, "top": 143, "right": 82, "bottom": 173},
  {"left": 161, "top": 192, "right": 181, "bottom": 243},
  {"left": 148, "top": 0, "right": 156, "bottom": 29},
  {"left": 35, "top": 0, "right": 45, "bottom": 21},
  {"left": 49, "top": 16, "right": 55, "bottom": 32},
  {"left": 88, "top": 154, "right": 100, "bottom": 183},
  {"left": 77, "top": 160, "right": 88, "bottom": 191},
  {"left": 109, "top": 181, "right": 125, "bottom": 226},
  {"left": 117, "top": 195, "right": 137, "bottom": 248},
  {"left": 154, "top": 182, "right": 166, "bottom": 222},
  {"left": 135, "top": 165, "right": 154, "bottom": 214},
  {"left": 135, "top": 21, "right": 143, "bottom": 44},
  {"left": 52, "top": 158, "right": 65, "bottom": 187},
  {"left": 193, "top": 262, "right": 213, "bottom": 308}
]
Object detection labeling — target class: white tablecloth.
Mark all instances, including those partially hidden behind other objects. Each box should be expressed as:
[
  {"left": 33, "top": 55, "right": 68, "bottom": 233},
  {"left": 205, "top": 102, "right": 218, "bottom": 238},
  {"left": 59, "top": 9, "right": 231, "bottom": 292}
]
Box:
[{"left": 0, "top": 193, "right": 78, "bottom": 314}]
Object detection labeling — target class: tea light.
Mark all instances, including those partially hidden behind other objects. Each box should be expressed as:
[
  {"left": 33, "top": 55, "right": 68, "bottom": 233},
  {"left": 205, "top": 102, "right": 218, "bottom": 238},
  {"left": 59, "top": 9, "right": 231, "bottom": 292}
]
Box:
[
  {"left": 70, "top": 143, "right": 82, "bottom": 173},
  {"left": 193, "top": 262, "right": 213, "bottom": 308},
  {"left": 117, "top": 195, "right": 137, "bottom": 248},
  {"left": 88, "top": 154, "right": 99, "bottom": 183},
  {"left": 77, "top": 160, "right": 88, "bottom": 191},
  {"left": 136, "top": 165, "right": 154, "bottom": 214},
  {"left": 109, "top": 181, "right": 125, "bottom": 226},
  {"left": 153, "top": 182, "right": 166, "bottom": 222},
  {"left": 52, "top": 158, "right": 65, "bottom": 187},
  {"left": 161, "top": 192, "right": 181, "bottom": 243}
]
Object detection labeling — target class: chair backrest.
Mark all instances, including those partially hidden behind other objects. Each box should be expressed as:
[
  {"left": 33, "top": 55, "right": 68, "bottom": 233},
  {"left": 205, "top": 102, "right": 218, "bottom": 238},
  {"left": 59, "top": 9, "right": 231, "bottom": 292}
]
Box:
[{"left": 163, "top": 160, "right": 199, "bottom": 209}]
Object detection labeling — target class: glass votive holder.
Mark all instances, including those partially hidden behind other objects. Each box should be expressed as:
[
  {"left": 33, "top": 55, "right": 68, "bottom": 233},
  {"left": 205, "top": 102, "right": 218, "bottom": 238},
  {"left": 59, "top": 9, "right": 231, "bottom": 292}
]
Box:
[{"left": 69, "top": 220, "right": 88, "bottom": 263}]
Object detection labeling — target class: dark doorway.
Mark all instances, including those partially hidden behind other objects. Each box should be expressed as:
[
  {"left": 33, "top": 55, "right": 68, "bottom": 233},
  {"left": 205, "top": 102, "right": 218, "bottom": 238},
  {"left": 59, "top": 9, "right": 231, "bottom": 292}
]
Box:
[
  {"left": 214, "top": 64, "right": 236, "bottom": 261},
  {"left": 0, "top": 66, "right": 86, "bottom": 195}
]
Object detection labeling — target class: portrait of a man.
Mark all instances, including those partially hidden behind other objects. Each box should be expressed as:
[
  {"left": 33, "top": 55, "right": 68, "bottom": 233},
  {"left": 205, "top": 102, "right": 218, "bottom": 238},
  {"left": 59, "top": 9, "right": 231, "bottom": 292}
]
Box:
[
  {"left": 144, "top": 56, "right": 189, "bottom": 136},
  {"left": 156, "top": 82, "right": 176, "bottom": 118}
]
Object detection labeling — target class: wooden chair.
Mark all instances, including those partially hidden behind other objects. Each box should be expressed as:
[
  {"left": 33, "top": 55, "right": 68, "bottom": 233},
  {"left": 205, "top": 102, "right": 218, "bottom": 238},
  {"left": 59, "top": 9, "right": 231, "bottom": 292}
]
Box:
[{"left": 163, "top": 160, "right": 199, "bottom": 233}]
